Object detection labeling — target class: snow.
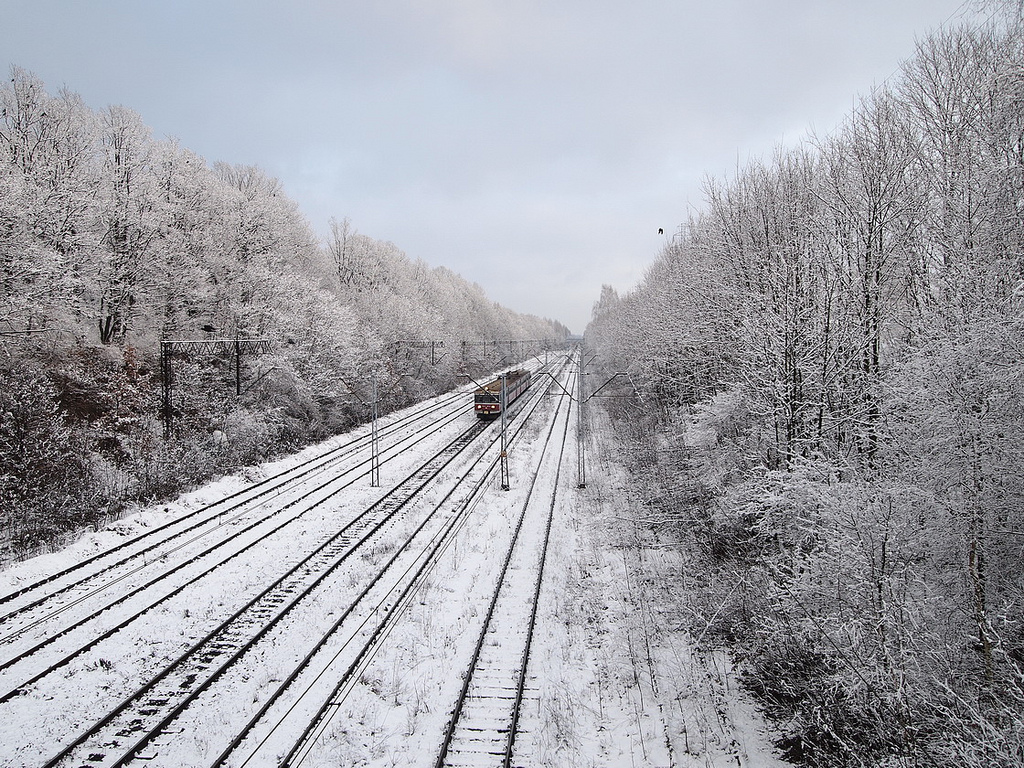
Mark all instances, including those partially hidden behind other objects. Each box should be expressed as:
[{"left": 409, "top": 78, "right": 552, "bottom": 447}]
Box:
[{"left": 0, "top": 370, "right": 790, "bottom": 767}]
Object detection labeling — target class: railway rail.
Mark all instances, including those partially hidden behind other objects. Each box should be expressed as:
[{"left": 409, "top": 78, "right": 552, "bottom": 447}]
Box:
[
  {"left": 265, "top": 362, "right": 574, "bottom": 768},
  {"left": 433, "top": 366, "right": 573, "bottom": 768}
]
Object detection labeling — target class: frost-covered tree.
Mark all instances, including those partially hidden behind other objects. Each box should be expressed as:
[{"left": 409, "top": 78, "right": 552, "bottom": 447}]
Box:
[
  {"left": 0, "top": 65, "right": 565, "bottom": 562},
  {"left": 97, "top": 105, "right": 157, "bottom": 345},
  {"left": 586, "top": 7, "right": 1024, "bottom": 765}
]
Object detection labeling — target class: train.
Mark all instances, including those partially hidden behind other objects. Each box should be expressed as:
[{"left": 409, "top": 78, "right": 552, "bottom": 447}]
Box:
[{"left": 473, "top": 369, "right": 532, "bottom": 419}]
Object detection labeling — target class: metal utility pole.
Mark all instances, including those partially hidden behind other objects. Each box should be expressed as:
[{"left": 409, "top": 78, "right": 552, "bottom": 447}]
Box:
[
  {"left": 576, "top": 347, "right": 586, "bottom": 488},
  {"left": 339, "top": 368, "right": 412, "bottom": 488},
  {"left": 370, "top": 373, "right": 381, "bottom": 487},
  {"left": 160, "top": 341, "right": 174, "bottom": 439},
  {"left": 499, "top": 373, "right": 510, "bottom": 491},
  {"left": 234, "top": 337, "right": 242, "bottom": 395}
]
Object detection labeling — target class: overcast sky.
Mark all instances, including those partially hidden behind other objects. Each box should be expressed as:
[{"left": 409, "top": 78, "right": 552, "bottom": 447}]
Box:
[{"left": 2, "top": 0, "right": 983, "bottom": 332}]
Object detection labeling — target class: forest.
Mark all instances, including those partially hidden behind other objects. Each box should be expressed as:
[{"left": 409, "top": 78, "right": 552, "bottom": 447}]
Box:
[
  {"left": 587, "top": 8, "right": 1024, "bottom": 767},
  {"left": 0, "top": 68, "right": 566, "bottom": 561}
]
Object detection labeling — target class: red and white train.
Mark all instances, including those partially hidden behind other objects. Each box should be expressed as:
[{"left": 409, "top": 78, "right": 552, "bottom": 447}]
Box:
[{"left": 473, "top": 369, "right": 531, "bottom": 419}]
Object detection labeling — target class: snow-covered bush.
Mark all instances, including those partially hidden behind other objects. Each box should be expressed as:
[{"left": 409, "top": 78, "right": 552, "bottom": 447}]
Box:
[{"left": 0, "top": 362, "right": 100, "bottom": 558}]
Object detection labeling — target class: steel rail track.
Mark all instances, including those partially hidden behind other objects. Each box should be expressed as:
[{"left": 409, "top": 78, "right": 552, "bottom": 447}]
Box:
[
  {"left": 38, "top": 414, "right": 498, "bottom": 768},
  {"left": 0, "top": 358, "right": 557, "bottom": 768},
  {"left": 433, "top": 368, "right": 574, "bottom": 768},
  {"left": 233, "top": 360, "right": 572, "bottom": 768},
  {"left": 0, "top": 388, "right": 470, "bottom": 630},
  {"left": 272, "top": 362, "right": 573, "bottom": 768},
  {"left": 0, "top": 398, "right": 478, "bottom": 701}
]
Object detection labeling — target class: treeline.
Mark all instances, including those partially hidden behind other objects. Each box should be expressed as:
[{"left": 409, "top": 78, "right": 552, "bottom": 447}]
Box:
[
  {"left": 588, "top": 8, "right": 1024, "bottom": 767},
  {"left": 0, "top": 67, "right": 567, "bottom": 561}
]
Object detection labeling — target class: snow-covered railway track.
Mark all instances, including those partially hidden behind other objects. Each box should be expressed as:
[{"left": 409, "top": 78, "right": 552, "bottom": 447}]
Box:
[
  {"left": 433, "top": 368, "right": 573, "bottom": 768},
  {"left": 39, "top": 418, "right": 494, "bottom": 768},
  {"left": 0, "top": 398, "right": 473, "bottom": 703},
  {"left": 0, "top": 390, "right": 467, "bottom": 640},
  {"left": 0, "top": 358, "right": 571, "bottom": 768},
  {"left": 0, "top": 374, "right": 544, "bottom": 767},
  {"left": 236, "top": 362, "right": 571, "bottom": 768}
]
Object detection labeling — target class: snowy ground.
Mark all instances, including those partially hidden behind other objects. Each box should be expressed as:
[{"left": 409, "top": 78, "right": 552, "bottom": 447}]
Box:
[
  {"left": 0, "top": 373, "right": 790, "bottom": 767},
  {"left": 532, "top": 403, "right": 791, "bottom": 767}
]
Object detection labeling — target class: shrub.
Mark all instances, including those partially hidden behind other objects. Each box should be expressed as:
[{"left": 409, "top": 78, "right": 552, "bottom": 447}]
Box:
[{"left": 0, "top": 361, "right": 99, "bottom": 557}]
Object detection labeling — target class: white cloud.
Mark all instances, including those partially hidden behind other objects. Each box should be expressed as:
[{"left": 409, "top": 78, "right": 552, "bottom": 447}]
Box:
[{"left": 1, "top": 0, "right": 980, "bottom": 331}]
